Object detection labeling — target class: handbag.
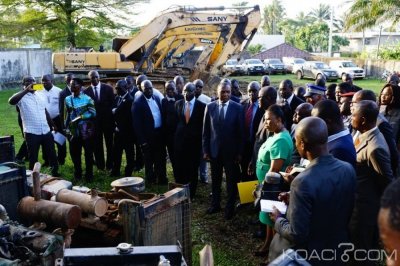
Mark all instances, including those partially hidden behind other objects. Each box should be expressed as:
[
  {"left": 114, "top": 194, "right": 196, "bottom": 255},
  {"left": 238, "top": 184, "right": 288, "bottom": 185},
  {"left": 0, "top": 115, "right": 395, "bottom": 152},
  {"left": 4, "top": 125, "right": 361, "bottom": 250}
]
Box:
[
  {"left": 253, "top": 173, "right": 283, "bottom": 211},
  {"left": 78, "top": 120, "right": 95, "bottom": 140},
  {"left": 70, "top": 97, "right": 95, "bottom": 140}
]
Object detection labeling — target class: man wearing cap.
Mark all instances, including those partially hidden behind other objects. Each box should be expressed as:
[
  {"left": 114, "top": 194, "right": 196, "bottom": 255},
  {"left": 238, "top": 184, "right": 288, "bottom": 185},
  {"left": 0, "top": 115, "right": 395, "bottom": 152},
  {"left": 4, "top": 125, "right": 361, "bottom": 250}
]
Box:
[{"left": 304, "top": 84, "right": 326, "bottom": 106}]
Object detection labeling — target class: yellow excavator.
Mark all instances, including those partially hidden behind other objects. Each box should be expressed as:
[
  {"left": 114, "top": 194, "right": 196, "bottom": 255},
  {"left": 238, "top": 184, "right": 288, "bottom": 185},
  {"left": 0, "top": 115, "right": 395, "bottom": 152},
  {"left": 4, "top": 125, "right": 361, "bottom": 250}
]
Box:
[{"left": 53, "top": 5, "right": 261, "bottom": 89}]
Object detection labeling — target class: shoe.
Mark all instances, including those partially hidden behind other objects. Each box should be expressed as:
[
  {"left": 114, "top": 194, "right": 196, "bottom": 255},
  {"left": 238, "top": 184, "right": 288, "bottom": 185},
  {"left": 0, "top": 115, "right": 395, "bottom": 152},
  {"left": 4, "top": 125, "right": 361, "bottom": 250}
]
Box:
[
  {"left": 52, "top": 172, "right": 61, "bottom": 177},
  {"left": 200, "top": 180, "right": 209, "bottom": 184},
  {"left": 158, "top": 179, "right": 168, "bottom": 185},
  {"left": 110, "top": 171, "right": 121, "bottom": 177},
  {"left": 206, "top": 206, "right": 221, "bottom": 214},
  {"left": 42, "top": 162, "right": 50, "bottom": 167}
]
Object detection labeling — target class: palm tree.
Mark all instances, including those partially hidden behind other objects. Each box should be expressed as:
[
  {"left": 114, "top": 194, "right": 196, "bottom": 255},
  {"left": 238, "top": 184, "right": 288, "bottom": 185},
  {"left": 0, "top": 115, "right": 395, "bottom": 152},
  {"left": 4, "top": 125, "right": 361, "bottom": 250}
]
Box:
[
  {"left": 263, "top": 0, "right": 285, "bottom": 34},
  {"left": 308, "top": 3, "right": 331, "bottom": 22},
  {"left": 344, "top": 0, "right": 400, "bottom": 31}
]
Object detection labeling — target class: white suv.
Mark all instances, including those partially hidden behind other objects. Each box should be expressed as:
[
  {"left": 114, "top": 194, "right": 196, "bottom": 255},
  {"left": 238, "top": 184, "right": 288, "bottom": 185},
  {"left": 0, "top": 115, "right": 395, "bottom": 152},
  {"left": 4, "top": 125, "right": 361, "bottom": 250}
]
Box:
[
  {"left": 242, "top": 59, "right": 266, "bottom": 75},
  {"left": 329, "top": 60, "right": 365, "bottom": 79}
]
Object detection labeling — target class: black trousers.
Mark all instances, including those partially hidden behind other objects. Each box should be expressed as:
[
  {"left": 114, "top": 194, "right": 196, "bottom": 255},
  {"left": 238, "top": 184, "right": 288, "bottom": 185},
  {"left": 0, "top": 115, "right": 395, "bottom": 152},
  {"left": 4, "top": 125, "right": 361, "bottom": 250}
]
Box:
[
  {"left": 43, "top": 116, "right": 66, "bottom": 164},
  {"left": 69, "top": 135, "right": 94, "bottom": 180},
  {"left": 133, "top": 131, "right": 143, "bottom": 169},
  {"left": 166, "top": 131, "right": 177, "bottom": 177},
  {"left": 112, "top": 131, "right": 134, "bottom": 177},
  {"left": 141, "top": 129, "right": 167, "bottom": 184},
  {"left": 174, "top": 148, "right": 201, "bottom": 199},
  {"left": 16, "top": 115, "right": 28, "bottom": 161},
  {"left": 240, "top": 141, "right": 257, "bottom": 182},
  {"left": 25, "top": 132, "right": 58, "bottom": 175},
  {"left": 210, "top": 152, "right": 240, "bottom": 212},
  {"left": 94, "top": 119, "right": 114, "bottom": 170}
]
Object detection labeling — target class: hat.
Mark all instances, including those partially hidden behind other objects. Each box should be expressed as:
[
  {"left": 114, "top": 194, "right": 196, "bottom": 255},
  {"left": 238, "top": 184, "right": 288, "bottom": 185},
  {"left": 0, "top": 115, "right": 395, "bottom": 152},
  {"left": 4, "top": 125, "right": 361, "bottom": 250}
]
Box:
[{"left": 304, "top": 84, "right": 326, "bottom": 97}]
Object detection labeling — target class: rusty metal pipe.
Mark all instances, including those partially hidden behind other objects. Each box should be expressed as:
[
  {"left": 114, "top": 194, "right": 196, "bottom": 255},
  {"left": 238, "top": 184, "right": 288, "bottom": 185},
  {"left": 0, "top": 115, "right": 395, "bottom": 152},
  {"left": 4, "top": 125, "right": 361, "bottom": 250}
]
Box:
[
  {"left": 17, "top": 196, "right": 81, "bottom": 229},
  {"left": 32, "top": 162, "right": 41, "bottom": 201},
  {"left": 56, "top": 189, "right": 108, "bottom": 217}
]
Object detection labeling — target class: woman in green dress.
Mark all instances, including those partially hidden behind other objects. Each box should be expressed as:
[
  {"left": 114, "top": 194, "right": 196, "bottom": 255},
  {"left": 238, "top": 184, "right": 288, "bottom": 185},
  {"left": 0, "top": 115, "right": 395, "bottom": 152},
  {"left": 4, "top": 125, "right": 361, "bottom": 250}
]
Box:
[{"left": 254, "top": 104, "right": 293, "bottom": 257}]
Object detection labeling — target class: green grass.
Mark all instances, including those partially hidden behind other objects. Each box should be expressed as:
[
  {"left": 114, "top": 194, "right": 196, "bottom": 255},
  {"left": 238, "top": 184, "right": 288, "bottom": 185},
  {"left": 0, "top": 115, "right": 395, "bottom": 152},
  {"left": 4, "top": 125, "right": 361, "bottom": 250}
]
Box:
[{"left": 233, "top": 74, "right": 384, "bottom": 94}]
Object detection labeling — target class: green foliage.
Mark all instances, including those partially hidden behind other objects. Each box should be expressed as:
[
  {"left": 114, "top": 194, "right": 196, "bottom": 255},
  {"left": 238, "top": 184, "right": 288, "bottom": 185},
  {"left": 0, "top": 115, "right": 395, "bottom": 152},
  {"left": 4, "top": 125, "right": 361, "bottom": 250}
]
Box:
[
  {"left": 379, "top": 44, "right": 400, "bottom": 59},
  {"left": 344, "top": 0, "right": 400, "bottom": 31},
  {"left": 292, "top": 22, "right": 349, "bottom": 53},
  {"left": 0, "top": 0, "right": 145, "bottom": 50},
  {"left": 246, "top": 44, "right": 264, "bottom": 55},
  {"left": 262, "top": 0, "right": 285, "bottom": 34}
]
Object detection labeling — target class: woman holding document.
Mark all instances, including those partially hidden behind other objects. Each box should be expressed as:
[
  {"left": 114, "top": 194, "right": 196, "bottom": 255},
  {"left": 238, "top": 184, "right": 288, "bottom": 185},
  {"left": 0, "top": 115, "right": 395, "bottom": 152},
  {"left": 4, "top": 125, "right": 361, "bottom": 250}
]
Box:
[
  {"left": 254, "top": 104, "right": 293, "bottom": 261},
  {"left": 65, "top": 78, "right": 96, "bottom": 181}
]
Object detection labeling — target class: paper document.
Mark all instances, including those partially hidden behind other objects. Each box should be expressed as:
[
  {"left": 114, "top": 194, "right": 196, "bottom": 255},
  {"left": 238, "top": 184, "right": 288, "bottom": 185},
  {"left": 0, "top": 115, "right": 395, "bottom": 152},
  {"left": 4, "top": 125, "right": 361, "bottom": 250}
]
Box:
[
  {"left": 237, "top": 181, "right": 258, "bottom": 204},
  {"left": 261, "top": 199, "right": 287, "bottom": 214},
  {"left": 53, "top": 131, "right": 66, "bottom": 145}
]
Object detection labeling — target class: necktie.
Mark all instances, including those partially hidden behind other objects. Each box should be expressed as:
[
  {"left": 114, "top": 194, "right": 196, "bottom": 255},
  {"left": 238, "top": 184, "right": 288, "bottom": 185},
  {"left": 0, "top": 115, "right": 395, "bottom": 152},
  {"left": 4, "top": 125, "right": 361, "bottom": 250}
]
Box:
[
  {"left": 219, "top": 103, "right": 226, "bottom": 125},
  {"left": 94, "top": 86, "right": 99, "bottom": 101},
  {"left": 245, "top": 103, "right": 254, "bottom": 134},
  {"left": 354, "top": 136, "right": 361, "bottom": 147},
  {"left": 185, "top": 101, "right": 190, "bottom": 123}
]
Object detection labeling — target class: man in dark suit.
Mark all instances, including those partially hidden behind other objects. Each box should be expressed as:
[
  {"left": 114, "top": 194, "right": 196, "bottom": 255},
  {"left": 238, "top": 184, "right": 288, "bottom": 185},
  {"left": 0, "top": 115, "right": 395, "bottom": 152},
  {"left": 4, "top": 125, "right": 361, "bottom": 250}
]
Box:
[
  {"left": 111, "top": 79, "right": 134, "bottom": 177},
  {"left": 132, "top": 80, "right": 167, "bottom": 185},
  {"left": 241, "top": 81, "right": 264, "bottom": 181},
  {"left": 248, "top": 86, "right": 277, "bottom": 177},
  {"left": 278, "top": 79, "right": 304, "bottom": 131},
  {"left": 174, "top": 82, "right": 206, "bottom": 200},
  {"left": 311, "top": 100, "right": 357, "bottom": 167},
  {"left": 203, "top": 80, "right": 244, "bottom": 220},
  {"left": 269, "top": 117, "right": 356, "bottom": 266},
  {"left": 161, "top": 80, "right": 181, "bottom": 177},
  {"left": 84, "top": 70, "right": 115, "bottom": 170},
  {"left": 350, "top": 100, "right": 394, "bottom": 265},
  {"left": 352, "top": 90, "right": 399, "bottom": 175},
  {"left": 59, "top": 73, "right": 74, "bottom": 133}
]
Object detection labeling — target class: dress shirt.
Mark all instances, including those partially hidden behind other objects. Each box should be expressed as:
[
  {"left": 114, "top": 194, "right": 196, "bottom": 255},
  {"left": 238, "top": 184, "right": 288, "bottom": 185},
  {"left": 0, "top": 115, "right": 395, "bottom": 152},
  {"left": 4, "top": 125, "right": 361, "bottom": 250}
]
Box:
[
  {"left": 197, "top": 94, "right": 211, "bottom": 104},
  {"left": 184, "top": 97, "right": 196, "bottom": 117},
  {"left": 17, "top": 92, "right": 50, "bottom": 135},
  {"left": 146, "top": 97, "right": 162, "bottom": 128},
  {"left": 135, "top": 88, "right": 164, "bottom": 101},
  {"left": 218, "top": 100, "right": 230, "bottom": 119},
  {"left": 37, "top": 86, "right": 62, "bottom": 119},
  {"left": 92, "top": 82, "right": 101, "bottom": 100},
  {"left": 286, "top": 93, "right": 294, "bottom": 105}
]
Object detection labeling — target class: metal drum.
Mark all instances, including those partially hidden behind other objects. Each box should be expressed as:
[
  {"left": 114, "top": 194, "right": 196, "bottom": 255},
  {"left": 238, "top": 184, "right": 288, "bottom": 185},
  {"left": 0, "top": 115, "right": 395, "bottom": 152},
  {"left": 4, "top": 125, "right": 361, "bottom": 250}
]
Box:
[{"left": 111, "top": 177, "right": 145, "bottom": 194}]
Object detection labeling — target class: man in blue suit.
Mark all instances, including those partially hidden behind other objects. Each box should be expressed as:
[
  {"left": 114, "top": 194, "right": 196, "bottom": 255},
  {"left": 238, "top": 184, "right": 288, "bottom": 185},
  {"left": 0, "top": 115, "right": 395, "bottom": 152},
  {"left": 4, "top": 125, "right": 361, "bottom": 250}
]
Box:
[
  {"left": 132, "top": 80, "right": 167, "bottom": 185},
  {"left": 203, "top": 80, "right": 244, "bottom": 220}
]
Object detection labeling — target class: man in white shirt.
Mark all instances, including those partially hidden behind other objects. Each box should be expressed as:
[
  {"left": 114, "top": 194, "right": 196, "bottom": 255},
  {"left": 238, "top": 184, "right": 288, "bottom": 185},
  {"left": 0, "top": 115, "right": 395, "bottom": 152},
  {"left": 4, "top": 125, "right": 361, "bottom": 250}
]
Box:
[
  {"left": 37, "top": 74, "right": 66, "bottom": 165},
  {"left": 9, "top": 82, "right": 59, "bottom": 176}
]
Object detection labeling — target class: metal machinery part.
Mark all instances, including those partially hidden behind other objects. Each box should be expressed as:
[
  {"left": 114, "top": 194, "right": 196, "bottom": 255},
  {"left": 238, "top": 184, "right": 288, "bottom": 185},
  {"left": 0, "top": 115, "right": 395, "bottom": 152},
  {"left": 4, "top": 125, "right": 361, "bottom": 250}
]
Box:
[
  {"left": 17, "top": 163, "right": 82, "bottom": 229},
  {"left": 0, "top": 204, "right": 64, "bottom": 266},
  {"left": 56, "top": 189, "right": 108, "bottom": 217}
]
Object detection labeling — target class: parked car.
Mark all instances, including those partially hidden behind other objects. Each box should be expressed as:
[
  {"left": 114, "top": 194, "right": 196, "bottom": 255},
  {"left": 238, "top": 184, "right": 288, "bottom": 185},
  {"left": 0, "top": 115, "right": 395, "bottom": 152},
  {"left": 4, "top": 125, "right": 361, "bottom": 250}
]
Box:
[
  {"left": 329, "top": 60, "right": 365, "bottom": 79},
  {"left": 263, "top": 58, "right": 287, "bottom": 74},
  {"left": 296, "top": 61, "right": 339, "bottom": 81},
  {"left": 221, "top": 59, "right": 245, "bottom": 75},
  {"left": 282, "top": 57, "right": 306, "bottom": 73},
  {"left": 242, "top": 59, "right": 266, "bottom": 75}
]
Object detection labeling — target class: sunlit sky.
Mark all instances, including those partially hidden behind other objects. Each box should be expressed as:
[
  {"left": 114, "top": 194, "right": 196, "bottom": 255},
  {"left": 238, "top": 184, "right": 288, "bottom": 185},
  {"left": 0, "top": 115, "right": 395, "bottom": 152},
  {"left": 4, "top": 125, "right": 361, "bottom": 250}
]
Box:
[{"left": 132, "top": 0, "right": 348, "bottom": 26}]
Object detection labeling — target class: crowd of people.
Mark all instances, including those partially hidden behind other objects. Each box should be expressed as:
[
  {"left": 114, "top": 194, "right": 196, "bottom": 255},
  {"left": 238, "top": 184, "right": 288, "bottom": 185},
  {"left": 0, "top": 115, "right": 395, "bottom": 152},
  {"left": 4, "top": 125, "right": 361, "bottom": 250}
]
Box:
[{"left": 8, "top": 71, "right": 400, "bottom": 265}]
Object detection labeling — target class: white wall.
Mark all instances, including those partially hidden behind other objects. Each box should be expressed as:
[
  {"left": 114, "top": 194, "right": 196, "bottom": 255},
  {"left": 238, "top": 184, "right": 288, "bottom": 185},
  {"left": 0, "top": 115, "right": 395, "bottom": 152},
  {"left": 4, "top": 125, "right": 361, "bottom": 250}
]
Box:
[
  {"left": 246, "top": 34, "right": 285, "bottom": 50},
  {"left": 0, "top": 49, "right": 52, "bottom": 90}
]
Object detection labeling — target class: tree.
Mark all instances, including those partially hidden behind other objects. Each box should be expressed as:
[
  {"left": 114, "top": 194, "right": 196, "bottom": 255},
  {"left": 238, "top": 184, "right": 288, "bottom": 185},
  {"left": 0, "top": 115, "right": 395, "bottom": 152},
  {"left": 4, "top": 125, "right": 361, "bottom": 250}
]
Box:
[
  {"left": 294, "top": 22, "right": 349, "bottom": 52},
  {"left": 344, "top": 0, "right": 400, "bottom": 31},
  {"left": 0, "top": 0, "right": 144, "bottom": 50},
  {"left": 247, "top": 44, "right": 264, "bottom": 55},
  {"left": 308, "top": 3, "right": 331, "bottom": 22},
  {"left": 262, "top": 0, "right": 285, "bottom": 34}
]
